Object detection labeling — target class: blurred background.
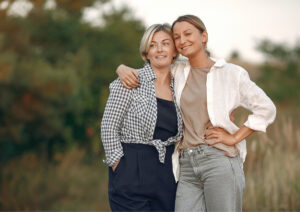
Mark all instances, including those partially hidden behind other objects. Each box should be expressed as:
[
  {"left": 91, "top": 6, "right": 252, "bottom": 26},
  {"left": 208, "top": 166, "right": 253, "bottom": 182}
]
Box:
[{"left": 0, "top": 0, "right": 299, "bottom": 211}]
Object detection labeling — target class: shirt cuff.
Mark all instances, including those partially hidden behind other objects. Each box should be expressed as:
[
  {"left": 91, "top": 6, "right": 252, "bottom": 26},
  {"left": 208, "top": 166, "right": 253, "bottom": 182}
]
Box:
[
  {"left": 244, "top": 116, "right": 268, "bottom": 132},
  {"left": 102, "top": 150, "right": 124, "bottom": 167}
]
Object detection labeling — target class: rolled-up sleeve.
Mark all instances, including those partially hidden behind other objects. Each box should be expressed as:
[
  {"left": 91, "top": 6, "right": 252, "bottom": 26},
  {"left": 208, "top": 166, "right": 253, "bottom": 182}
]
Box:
[
  {"left": 239, "top": 68, "right": 276, "bottom": 132},
  {"left": 100, "top": 79, "right": 131, "bottom": 166}
]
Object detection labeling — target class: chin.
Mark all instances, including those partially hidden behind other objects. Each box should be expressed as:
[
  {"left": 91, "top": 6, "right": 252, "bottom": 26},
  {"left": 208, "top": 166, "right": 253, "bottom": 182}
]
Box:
[
  {"left": 182, "top": 50, "right": 197, "bottom": 59},
  {"left": 154, "top": 63, "right": 170, "bottom": 69},
  {"left": 180, "top": 52, "right": 191, "bottom": 58}
]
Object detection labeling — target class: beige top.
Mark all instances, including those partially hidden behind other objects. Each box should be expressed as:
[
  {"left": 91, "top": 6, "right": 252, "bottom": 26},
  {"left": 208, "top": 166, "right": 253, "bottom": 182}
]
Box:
[{"left": 180, "top": 67, "right": 238, "bottom": 157}]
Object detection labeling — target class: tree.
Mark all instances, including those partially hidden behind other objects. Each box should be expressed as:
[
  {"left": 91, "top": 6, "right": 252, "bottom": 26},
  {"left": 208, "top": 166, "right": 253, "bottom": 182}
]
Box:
[
  {"left": 0, "top": 0, "right": 145, "bottom": 162},
  {"left": 256, "top": 39, "right": 300, "bottom": 107}
]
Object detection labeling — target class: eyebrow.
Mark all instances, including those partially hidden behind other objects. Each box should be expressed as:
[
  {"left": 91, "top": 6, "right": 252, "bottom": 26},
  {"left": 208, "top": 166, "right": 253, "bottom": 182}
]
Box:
[
  {"left": 151, "top": 39, "right": 172, "bottom": 43},
  {"left": 173, "top": 29, "right": 192, "bottom": 35}
]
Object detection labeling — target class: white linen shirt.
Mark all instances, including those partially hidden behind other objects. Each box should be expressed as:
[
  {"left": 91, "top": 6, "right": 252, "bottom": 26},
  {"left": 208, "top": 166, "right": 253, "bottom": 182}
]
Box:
[{"left": 171, "top": 58, "right": 276, "bottom": 182}]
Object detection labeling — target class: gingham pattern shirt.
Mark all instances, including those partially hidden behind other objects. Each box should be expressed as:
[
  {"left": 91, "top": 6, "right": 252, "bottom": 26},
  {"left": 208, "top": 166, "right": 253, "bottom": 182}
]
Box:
[{"left": 101, "top": 63, "right": 183, "bottom": 167}]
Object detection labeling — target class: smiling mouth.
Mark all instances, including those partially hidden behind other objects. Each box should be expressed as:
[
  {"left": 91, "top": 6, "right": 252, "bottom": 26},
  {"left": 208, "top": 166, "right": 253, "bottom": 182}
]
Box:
[
  {"left": 181, "top": 45, "right": 191, "bottom": 51},
  {"left": 156, "top": 55, "right": 167, "bottom": 59}
]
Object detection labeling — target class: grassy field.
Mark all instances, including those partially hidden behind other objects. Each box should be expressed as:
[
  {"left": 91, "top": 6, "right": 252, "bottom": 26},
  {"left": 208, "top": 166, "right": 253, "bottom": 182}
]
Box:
[{"left": 0, "top": 107, "right": 299, "bottom": 211}]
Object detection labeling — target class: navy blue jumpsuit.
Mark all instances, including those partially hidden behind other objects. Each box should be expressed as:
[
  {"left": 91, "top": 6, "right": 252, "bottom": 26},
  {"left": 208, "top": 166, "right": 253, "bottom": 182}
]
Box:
[{"left": 108, "top": 97, "right": 178, "bottom": 211}]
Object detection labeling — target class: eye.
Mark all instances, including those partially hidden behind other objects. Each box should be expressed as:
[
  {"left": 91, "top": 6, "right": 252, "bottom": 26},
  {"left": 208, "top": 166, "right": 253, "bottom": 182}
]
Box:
[
  {"left": 173, "top": 36, "right": 179, "bottom": 40},
  {"left": 163, "top": 42, "right": 170, "bottom": 46}
]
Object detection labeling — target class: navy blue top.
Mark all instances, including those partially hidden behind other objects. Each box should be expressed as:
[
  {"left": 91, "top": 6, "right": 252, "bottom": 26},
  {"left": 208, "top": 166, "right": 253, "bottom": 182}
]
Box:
[{"left": 153, "top": 97, "right": 178, "bottom": 141}]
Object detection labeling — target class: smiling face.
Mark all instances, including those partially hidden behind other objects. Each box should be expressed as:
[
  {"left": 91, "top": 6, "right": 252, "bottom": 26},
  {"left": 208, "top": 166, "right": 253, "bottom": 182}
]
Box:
[
  {"left": 172, "top": 21, "right": 208, "bottom": 59},
  {"left": 146, "top": 31, "right": 177, "bottom": 69}
]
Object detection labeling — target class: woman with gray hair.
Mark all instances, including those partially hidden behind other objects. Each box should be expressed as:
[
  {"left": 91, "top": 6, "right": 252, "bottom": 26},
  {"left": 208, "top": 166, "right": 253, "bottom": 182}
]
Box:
[{"left": 101, "top": 24, "right": 183, "bottom": 211}]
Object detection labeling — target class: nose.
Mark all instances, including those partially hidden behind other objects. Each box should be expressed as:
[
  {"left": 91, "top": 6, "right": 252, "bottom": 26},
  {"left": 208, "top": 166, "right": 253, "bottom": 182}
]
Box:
[
  {"left": 179, "top": 36, "right": 186, "bottom": 45},
  {"left": 157, "top": 43, "right": 163, "bottom": 52}
]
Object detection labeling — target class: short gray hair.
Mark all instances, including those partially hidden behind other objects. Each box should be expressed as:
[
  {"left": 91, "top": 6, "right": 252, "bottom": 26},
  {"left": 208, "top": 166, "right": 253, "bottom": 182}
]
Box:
[{"left": 139, "top": 24, "right": 176, "bottom": 63}]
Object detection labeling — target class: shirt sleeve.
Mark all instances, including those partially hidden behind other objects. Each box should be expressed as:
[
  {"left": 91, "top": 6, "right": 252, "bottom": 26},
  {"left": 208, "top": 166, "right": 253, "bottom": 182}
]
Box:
[
  {"left": 239, "top": 68, "right": 276, "bottom": 132},
  {"left": 100, "top": 78, "right": 132, "bottom": 166}
]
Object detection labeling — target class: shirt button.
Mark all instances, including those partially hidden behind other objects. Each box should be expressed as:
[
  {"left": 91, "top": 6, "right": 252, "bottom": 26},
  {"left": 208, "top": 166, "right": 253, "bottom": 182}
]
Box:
[{"left": 189, "top": 149, "right": 193, "bottom": 154}]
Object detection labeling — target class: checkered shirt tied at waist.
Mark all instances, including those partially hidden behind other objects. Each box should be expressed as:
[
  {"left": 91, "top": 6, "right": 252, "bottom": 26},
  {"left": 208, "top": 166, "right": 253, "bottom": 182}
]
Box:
[{"left": 100, "top": 63, "right": 183, "bottom": 167}]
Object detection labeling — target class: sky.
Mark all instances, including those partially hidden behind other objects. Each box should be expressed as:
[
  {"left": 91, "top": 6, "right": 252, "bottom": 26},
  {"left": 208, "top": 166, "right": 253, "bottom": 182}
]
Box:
[
  {"left": 84, "top": 0, "right": 300, "bottom": 62},
  {"left": 2, "top": 0, "right": 300, "bottom": 62}
]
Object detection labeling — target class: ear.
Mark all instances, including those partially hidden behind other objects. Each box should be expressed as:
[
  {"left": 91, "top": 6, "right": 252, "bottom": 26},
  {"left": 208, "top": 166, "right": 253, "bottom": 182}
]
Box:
[
  {"left": 144, "top": 52, "right": 149, "bottom": 60},
  {"left": 202, "top": 31, "right": 208, "bottom": 44}
]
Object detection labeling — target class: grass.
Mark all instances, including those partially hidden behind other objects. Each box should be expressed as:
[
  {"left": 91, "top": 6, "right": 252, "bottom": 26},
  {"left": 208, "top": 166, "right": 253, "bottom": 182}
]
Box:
[
  {"left": 0, "top": 108, "right": 299, "bottom": 211},
  {"left": 0, "top": 146, "right": 110, "bottom": 211},
  {"left": 243, "top": 112, "right": 300, "bottom": 211}
]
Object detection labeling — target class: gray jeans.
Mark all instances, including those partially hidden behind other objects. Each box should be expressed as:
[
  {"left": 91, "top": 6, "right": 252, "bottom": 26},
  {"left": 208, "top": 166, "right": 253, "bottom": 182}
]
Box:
[{"left": 175, "top": 145, "right": 245, "bottom": 212}]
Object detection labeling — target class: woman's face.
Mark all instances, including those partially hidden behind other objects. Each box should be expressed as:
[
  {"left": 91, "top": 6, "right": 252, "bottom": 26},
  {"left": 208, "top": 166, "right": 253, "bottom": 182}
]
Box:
[
  {"left": 146, "top": 31, "right": 177, "bottom": 69},
  {"left": 172, "top": 21, "right": 207, "bottom": 58}
]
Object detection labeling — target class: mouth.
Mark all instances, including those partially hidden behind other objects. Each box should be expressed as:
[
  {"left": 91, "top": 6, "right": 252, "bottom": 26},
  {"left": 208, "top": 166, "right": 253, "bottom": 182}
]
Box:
[
  {"left": 155, "top": 55, "right": 167, "bottom": 59},
  {"left": 181, "top": 45, "right": 191, "bottom": 51}
]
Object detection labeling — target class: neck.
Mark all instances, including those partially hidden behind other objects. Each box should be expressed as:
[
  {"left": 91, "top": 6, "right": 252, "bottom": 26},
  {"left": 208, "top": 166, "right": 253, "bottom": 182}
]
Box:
[
  {"left": 152, "top": 66, "right": 171, "bottom": 85},
  {"left": 188, "top": 50, "right": 214, "bottom": 68}
]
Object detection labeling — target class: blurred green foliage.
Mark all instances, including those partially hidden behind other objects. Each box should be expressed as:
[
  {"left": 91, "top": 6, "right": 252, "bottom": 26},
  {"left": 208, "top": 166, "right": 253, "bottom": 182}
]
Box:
[
  {"left": 0, "top": 0, "right": 145, "bottom": 162},
  {"left": 256, "top": 39, "right": 300, "bottom": 107},
  {"left": 0, "top": 1, "right": 299, "bottom": 211}
]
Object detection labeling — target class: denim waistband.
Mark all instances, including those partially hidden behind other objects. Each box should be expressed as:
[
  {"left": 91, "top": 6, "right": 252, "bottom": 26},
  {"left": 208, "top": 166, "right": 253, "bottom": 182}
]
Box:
[
  {"left": 121, "top": 142, "right": 173, "bottom": 149},
  {"left": 180, "top": 144, "right": 220, "bottom": 158}
]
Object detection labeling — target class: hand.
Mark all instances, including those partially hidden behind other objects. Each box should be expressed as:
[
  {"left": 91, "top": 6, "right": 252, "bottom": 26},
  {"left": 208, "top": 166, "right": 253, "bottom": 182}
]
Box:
[
  {"left": 112, "top": 159, "right": 121, "bottom": 172},
  {"left": 116, "top": 64, "right": 140, "bottom": 89},
  {"left": 205, "top": 126, "right": 238, "bottom": 146}
]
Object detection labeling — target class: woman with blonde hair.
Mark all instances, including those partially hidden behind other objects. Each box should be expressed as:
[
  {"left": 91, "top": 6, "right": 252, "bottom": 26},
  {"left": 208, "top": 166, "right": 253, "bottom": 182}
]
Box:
[
  {"left": 116, "top": 15, "right": 276, "bottom": 212},
  {"left": 101, "top": 23, "right": 183, "bottom": 211}
]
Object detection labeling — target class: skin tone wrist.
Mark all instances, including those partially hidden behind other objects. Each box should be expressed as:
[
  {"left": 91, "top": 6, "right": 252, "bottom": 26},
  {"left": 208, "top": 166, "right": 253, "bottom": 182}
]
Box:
[
  {"left": 232, "top": 126, "right": 255, "bottom": 144},
  {"left": 205, "top": 125, "right": 254, "bottom": 146},
  {"left": 112, "top": 159, "right": 121, "bottom": 171},
  {"left": 116, "top": 64, "right": 139, "bottom": 89}
]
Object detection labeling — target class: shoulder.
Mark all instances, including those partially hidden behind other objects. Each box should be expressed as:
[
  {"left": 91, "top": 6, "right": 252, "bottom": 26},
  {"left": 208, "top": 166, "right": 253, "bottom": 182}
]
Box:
[
  {"left": 135, "top": 63, "right": 152, "bottom": 77},
  {"left": 109, "top": 78, "right": 122, "bottom": 89},
  {"left": 171, "top": 60, "right": 189, "bottom": 75},
  {"left": 109, "top": 78, "right": 131, "bottom": 94},
  {"left": 218, "top": 62, "right": 249, "bottom": 76},
  {"left": 136, "top": 67, "right": 146, "bottom": 76}
]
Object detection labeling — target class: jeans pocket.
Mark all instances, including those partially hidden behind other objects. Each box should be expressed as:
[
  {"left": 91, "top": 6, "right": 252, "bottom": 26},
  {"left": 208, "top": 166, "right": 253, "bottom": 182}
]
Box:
[
  {"left": 238, "top": 158, "right": 246, "bottom": 191},
  {"left": 229, "top": 156, "right": 245, "bottom": 191},
  {"left": 203, "top": 146, "right": 226, "bottom": 159}
]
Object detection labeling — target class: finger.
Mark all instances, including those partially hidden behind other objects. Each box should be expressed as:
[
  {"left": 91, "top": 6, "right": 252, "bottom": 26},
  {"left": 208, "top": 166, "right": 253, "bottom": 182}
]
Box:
[
  {"left": 122, "top": 81, "right": 132, "bottom": 90},
  {"left": 205, "top": 132, "right": 212, "bottom": 138},
  {"left": 206, "top": 132, "right": 219, "bottom": 140},
  {"left": 126, "top": 78, "right": 139, "bottom": 88},
  {"left": 132, "top": 70, "right": 139, "bottom": 79},
  {"left": 124, "top": 84, "right": 132, "bottom": 90},
  {"left": 130, "top": 73, "right": 140, "bottom": 85},
  {"left": 122, "top": 77, "right": 133, "bottom": 86},
  {"left": 205, "top": 130, "right": 217, "bottom": 137},
  {"left": 121, "top": 80, "right": 127, "bottom": 88},
  {"left": 206, "top": 135, "right": 218, "bottom": 140},
  {"left": 207, "top": 126, "right": 215, "bottom": 130},
  {"left": 208, "top": 140, "right": 220, "bottom": 146},
  {"left": 125, "top": 73, "right": 139, "bottom": 85}
]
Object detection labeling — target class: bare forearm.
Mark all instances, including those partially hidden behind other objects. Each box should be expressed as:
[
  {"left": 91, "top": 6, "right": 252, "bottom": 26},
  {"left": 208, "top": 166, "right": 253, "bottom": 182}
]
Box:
[
  {"left": 233, "top": 125, "right": 255, "bottom": 144},
  {"left": 116, "top": 64, "right": 139, "bottom": 89}
]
